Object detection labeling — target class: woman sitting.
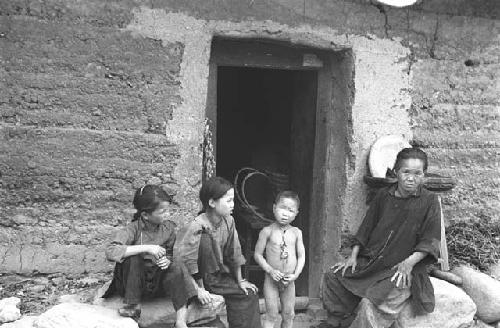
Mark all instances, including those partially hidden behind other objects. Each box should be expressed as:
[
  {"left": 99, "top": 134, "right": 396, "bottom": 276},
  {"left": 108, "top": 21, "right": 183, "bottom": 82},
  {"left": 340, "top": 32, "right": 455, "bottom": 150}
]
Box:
[
  {"left": 174, "top": 176, "right": 262, "bottom": 328},
  {"left": 320, "top": 147, "right": 441, "bottom": 328},
  {"left": 103, "top": 185, "right": 198, "bottom": 328}
]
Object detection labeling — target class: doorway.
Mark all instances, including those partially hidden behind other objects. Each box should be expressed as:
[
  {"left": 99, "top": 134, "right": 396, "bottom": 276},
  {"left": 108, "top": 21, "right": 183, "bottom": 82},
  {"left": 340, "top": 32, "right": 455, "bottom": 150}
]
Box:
[
  {"left": 216, "top": 66, "right": 317, "bottom": 296},
  {"left": 205, "top": 38, "right": 353, "bottom": 297}
]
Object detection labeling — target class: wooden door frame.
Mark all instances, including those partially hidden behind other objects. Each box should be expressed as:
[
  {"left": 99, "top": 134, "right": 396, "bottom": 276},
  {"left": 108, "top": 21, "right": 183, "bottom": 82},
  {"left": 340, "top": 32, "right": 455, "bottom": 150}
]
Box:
[{"left": 204, "top": 37, "right": 353, "bottom": 297}]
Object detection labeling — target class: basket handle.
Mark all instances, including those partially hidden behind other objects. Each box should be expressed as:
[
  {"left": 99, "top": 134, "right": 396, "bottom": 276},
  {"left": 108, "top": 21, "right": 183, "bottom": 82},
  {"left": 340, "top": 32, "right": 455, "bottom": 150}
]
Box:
[
  {"left": 234, "top": 167, "right": 260, "bottom": 205},
  {"left": 240, "top": 170, "right": 274, "bottom": 225}
]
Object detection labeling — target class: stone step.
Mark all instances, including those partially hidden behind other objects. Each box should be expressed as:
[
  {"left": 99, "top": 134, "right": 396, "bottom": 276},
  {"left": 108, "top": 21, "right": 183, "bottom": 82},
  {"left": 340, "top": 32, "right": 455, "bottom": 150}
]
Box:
[{"left": 258, "top": 296, "right": 310, "bottom": 313}]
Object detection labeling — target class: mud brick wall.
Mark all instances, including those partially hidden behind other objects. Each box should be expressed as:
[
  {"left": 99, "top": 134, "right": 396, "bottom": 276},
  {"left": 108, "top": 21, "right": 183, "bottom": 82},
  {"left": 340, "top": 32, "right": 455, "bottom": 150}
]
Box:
[
  {"left": 0, "top": 0, "right": 498, "bottom": 275},
  {"left": 0, "top": 2, "right": 185, "bottom": 273},
  {"left": 405, "top": 15, "right": 500, "bottom": 225}
]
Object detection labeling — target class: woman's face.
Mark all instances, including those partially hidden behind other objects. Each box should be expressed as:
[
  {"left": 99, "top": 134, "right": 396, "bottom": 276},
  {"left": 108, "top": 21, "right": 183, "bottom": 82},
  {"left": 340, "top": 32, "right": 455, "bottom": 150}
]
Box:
[
  {"left": 143, "top": 201, "right": 170, "bottom": 225},
  {"left": 210, "top": 188, "right": 235, "bottom": 217},
  {"left": 396, "top": 158, "right": 425, "bottom": 195}
]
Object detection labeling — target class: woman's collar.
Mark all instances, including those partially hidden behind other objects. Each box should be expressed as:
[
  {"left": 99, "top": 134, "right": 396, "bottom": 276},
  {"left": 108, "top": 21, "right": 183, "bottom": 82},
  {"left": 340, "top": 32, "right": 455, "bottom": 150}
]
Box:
[{"left": 388, "top": 184, "right": 423, "bottom": 198}]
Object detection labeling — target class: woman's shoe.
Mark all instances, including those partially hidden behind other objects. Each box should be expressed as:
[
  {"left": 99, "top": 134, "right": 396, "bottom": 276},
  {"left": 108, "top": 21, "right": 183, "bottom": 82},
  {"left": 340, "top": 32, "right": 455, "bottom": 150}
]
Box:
[{"left": 118, "top": 304, "right": 141, "bottom": 319}]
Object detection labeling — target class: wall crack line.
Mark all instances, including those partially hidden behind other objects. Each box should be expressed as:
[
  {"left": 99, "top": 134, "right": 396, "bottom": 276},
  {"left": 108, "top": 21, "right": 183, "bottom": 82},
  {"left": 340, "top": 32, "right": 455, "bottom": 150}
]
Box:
[
  {"left": 429, "top": 17, "right": 440, "bottom": 59},
  {"left": 370, "top": 0, "right": 391, "bottom": 38}
]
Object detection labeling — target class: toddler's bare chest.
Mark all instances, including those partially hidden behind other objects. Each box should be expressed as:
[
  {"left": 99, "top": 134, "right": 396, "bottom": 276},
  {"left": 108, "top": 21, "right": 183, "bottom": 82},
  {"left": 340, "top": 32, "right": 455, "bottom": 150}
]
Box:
[{"left": 269, "top": 230, "right": 296, "bottom": 248}]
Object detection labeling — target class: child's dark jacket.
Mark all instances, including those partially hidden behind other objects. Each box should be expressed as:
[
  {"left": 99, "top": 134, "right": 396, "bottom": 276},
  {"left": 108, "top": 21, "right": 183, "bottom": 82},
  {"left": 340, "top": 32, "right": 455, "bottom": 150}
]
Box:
[{"left": 105, "top": 219, "right": 176, "bottom": 263}]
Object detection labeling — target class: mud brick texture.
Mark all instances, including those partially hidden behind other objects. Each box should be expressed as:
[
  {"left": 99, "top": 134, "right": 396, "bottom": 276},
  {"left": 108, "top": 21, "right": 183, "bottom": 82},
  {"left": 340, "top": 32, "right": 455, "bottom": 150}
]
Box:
[
  {"left": 0, "top": 1, "right": 184, "bottom": 273},
  {"left": 0, "top": 0, "right": 498, "bottom": 274}
]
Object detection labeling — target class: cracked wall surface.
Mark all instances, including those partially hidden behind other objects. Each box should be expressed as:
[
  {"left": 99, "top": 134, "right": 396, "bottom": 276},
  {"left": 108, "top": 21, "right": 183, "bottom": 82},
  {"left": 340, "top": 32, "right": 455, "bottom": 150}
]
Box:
[{"left": 0, "top": 0, "right": 498, "bottom": 275}]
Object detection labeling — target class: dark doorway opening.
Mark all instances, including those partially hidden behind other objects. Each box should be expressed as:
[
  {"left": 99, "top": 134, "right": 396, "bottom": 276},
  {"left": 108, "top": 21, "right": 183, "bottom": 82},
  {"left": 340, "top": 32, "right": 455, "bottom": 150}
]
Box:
[
  {"left": 206, "top": 38, "right": 353, "bottom": 297},
  {"left": 216, "top": 66, "right": 317, "bottom": 296}
]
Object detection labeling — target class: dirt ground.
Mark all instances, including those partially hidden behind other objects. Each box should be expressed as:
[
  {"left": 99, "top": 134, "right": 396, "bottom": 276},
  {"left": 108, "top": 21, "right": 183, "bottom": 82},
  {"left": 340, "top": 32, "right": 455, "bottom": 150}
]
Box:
[
  {"left": 0, "top": 271, "right": 325, "bottom": 327},
  {"left": 0, "top": 272, "right": 111, "bottom": 315}
]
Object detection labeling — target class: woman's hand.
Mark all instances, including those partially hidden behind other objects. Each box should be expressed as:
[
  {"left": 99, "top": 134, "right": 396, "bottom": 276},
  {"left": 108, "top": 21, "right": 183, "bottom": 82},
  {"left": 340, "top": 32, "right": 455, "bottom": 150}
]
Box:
[
  {"left": 238, "top": 279, "right": 258, "bottom": 295},
  {"left": 197, "top": 287, "right": 213, "bottom": 306},
  {"left": 148, "top": 245, "right": 166, "bottom": 259},
  {"left": 155, "top": 256, "right": 171, "bottom": 270},
  {"left": 391, "top": 258, "right": 414, "bottom": 288},
  {"left": 268, "top": 269, "right": 284, "bottom": 282},
  {"left": 331, "top": 256, "right": 357, "bottom": 276}
]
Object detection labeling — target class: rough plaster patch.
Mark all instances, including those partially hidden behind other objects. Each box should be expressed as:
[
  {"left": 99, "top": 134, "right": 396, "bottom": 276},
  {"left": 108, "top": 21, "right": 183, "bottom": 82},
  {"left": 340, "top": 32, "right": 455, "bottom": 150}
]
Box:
[
  {"left": 126, "top": 8, "right": 412, "bottom": 232},
  {"left": 344, "top": 50, "right": 413, "bottom": 232},
  {"left": 126, "top": 9, "right": 212, "bottom": 217}
]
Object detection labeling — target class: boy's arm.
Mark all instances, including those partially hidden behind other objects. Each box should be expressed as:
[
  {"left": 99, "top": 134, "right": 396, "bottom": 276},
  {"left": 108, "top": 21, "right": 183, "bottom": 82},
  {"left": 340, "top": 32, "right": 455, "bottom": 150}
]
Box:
[
  {"left": 286, "top": 229, "right": 305, "bottom": 281},
  {"left": 253, "top": 227, "right": 273, "bottom": 273},
  {"left": 294, "top": 229, "right": 305, "bottom": 277}
]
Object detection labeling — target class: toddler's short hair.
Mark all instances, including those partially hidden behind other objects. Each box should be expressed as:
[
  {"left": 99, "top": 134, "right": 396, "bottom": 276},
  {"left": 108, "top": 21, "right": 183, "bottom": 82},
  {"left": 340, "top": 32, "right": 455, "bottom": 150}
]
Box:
[{"left": 275, "top": 190, "right": 300, "bottom": 208}]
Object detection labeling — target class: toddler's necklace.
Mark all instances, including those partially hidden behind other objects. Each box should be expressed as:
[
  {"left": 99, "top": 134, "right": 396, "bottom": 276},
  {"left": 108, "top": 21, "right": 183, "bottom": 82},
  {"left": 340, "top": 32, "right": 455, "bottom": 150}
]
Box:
[{"left": 279, "top": 227, "right": 289, "bottom": 261}]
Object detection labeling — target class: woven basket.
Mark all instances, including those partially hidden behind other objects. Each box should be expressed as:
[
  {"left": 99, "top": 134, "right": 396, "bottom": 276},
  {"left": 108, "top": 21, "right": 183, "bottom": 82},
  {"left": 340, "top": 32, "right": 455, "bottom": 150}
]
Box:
[
  {"left": 234, "top": 167, "right": 275, "bottom": 229},
  {"left": 264, "top": 170, "right": 290, "bottom": 192}
]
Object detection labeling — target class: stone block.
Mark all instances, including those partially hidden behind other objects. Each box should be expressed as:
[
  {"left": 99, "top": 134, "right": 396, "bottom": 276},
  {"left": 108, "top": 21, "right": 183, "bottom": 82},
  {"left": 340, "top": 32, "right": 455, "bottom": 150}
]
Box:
[
  {"left": 258, "top": 296, "right": 309, "bottom": 313},
  {"left": 452, "top": 265, "right": 500, "bottom": 323},
  {"left": 489, "top": 262, "right": 500, "bottom": 280},
  {"left": 95, "top": 295, "right": 225, "bottom": 328},
  {"left": 0, "top": 315, "right": 38, "bottom": 328},
  {"left": 473, "top": 319, "right": 496, "bottom": 328},
  {"left": 395, "top": 278, "right": 476, "bottom": 328},
  {"left": 35, "top": 303, "right": 138, "bottom": 328},
  {"left": 92, "top": 281, "right": 226, "bottom": 327},
  {"left": 0, "top": 297, "right": 22, "bottom": 323}
]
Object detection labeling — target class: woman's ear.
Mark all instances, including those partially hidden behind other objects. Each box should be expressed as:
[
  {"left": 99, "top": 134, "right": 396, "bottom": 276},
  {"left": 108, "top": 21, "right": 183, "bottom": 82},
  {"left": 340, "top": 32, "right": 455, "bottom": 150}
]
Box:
[
  {"left": 208, "top": 198, "right": 217, "bottom": 209},
  {"left": 140, "top": 211, "right": 148, "bottom": 220}
]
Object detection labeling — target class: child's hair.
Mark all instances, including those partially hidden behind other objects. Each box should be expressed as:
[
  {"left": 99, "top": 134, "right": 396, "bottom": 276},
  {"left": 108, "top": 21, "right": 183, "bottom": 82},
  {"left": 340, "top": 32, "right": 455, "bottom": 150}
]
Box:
[
  {"left": 132, "top": 185, "right": 173, "bottom": 221},
  {"left": 199, "top": 176, "right": 233, "bottom": 213},
  {"left": 393, "top": 147, "right": 428, "bottom": 172},
  {"left": 274, "top": 190, "right": 300, "bottom": 208}
]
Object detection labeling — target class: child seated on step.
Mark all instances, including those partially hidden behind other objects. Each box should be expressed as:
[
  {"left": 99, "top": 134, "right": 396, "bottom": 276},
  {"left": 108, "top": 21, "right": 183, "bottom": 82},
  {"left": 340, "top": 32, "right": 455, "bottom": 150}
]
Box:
[
  {"left": 103, "top": 185, "right": 198, "bottom": 328},
  {"left": 254, "top": 191, "right": 306, "bottom": 328}
]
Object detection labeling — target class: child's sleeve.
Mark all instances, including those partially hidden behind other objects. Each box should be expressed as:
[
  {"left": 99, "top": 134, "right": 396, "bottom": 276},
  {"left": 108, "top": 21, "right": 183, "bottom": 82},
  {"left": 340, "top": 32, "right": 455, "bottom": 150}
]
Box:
[
  {"left": 225, "top": 216, "right": 246, "bottom": 269},
  {"left": 105, "top": 222, "right": 138, "bottom": 263},
  {"left": 162, "top": 221, "right": 176, "bottom": 261},
  {"left": 173, "top": 218, "right": 203, "bottom": 275}
]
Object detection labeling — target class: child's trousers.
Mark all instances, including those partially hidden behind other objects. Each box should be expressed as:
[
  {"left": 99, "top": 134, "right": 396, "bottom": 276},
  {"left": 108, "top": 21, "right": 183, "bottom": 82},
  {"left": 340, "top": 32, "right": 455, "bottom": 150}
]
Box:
[{"left": 104, "top": 255, "right": 197, "bottom": 311}]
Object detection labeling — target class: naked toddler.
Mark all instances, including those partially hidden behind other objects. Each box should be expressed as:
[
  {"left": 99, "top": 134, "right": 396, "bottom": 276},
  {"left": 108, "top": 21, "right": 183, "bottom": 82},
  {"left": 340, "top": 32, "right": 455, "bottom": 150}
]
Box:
[{"left": 254, "top": 191, "right": 306, "bottom": 328}]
